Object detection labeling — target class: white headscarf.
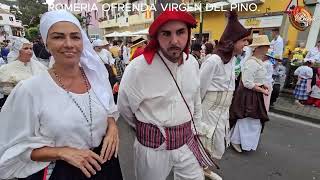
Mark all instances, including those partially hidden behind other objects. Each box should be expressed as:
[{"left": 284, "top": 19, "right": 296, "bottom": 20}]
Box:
[
  {"left": 7, "top": 37, "right": 38, "bottom": 63},
  {"left": 92, "top": 39, "right": 106, "bottom": 47},
  {"left": 40, "top": 10, "right": 111, "bottom": 110}
]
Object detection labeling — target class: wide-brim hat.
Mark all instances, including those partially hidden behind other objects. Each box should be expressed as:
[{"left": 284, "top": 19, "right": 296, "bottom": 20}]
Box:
[{"left": 249, "top": 35, "right": 270, "bottom": 47}]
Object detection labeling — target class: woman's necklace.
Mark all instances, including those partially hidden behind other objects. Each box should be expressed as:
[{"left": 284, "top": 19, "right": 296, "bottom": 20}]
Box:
[{"left": 52, "top": 67, "right": 94, "bottom": 148}]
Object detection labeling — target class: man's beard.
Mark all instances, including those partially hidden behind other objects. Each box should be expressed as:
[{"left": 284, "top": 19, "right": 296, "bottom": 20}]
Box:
[{"left": 161, "top": 46, "right": 183, "bottom": 63}]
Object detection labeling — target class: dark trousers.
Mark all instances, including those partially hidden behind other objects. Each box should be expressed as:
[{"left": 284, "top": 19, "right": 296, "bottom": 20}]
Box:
[
  {"left": 19, "top": 141, "right": 123, "bottom": 180},
  {"left": 271, "top": 84, "right": 281, "bottom": 105}
]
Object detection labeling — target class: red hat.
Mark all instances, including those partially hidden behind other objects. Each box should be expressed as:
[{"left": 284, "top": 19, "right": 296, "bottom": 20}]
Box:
[{"left": 143, "top": 10, "right": 197, "bottom": 64}]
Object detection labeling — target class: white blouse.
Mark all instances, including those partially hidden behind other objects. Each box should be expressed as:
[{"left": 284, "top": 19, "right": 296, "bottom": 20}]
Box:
[
  {"left": 0, "top": 60, "right": 47, "bottom": 95},
  {"left": 310, "top": 85, "right": 320, "bottom": 99},
  {"left": 200, "top": 54, "right": 235, "bottom": 99},
  {"left": 96, "top": 49, "right": 115, "bottom": 65},
  {"left": 294, "top": 65, "right": 313, "bottom": 79},
  {"left": 117, "top": 51, "right": 201, "bottom": 128},
  {"left": 242, "top": 56, "right": 267, "bottom": 89},
  {"left": 0, "top": 71, "right": 118, "bottom": 179}
]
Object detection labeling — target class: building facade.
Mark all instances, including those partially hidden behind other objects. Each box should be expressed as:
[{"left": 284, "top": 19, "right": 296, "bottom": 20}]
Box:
[
  {"left": 52, "top": 0, "right": 104, "bottom": 40},
  {"left": 0, "top": 5, "right": 24, "bottom": 41},
  {"left": 192, "top": 0, "right": 320, "bottom": 51},
  {"left": 97, "top": 0, "right": 154, "bottom": 41}
]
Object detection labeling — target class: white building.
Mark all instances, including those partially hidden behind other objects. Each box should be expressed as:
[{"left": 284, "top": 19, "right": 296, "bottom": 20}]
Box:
[{"left": 0, "top": 6, "right": 24, "bottom": 41}]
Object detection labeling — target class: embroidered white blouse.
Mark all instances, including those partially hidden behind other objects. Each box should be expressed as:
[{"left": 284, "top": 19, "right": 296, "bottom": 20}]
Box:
[
  {"left": 199, "top": 54, "right": 236, "bottom": 99},
  {"left": 242, "top": 56, "right": 267, "bottom": 89},
  {"left": 117, "top": 51, "right": 201, "bottom": 128},
  {"left": 0, "top": 71, "right": 118, "bottom": 179}
]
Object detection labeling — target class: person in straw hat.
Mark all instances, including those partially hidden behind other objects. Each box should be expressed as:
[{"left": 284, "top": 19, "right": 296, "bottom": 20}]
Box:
[
  {"left": 229, "top": 35, "right": 271, "bottom": 153},
  {"left": 198, "top": 10, "right": 251, "bottom": 180}
]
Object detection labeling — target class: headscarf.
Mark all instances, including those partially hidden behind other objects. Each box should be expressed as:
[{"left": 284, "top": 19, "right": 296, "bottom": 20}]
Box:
[
  {"left": 92, "top": 39, "right": 106, "bottom": 47},
  {"left": 7, "top": 37, "right": 37, "bottom": 63},
  {"left": 40, "top": 10, "right": 111, "bottom": 110},
  {"left": 143, "top": 9, "right": 197, "bottom": 64},
  {"left": 214, "top": 10, "right": 251, "bottom": 64}
]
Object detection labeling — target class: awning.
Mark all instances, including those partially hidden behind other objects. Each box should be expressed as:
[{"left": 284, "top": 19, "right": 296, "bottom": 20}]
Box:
[
  {"left": 131, "top": 28, "right": 149, "bottom": 36},
  {"left": 104, "top": 31, "right": 122, "bottom": 37}
]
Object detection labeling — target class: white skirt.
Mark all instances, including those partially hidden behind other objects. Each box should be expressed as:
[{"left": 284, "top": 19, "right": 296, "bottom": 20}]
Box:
[
  {"left": 230, "top": 117, "right": 262, "bottom": 151},
  {"left": 199, "top": 91, "right": 233, "bottom": 159}
]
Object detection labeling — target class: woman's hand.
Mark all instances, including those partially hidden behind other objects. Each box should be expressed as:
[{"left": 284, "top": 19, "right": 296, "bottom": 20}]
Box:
[
  {"left": 100, "top": 117, "right": 119, "bottom": 161},
  {"left": 58, "top": 147, "right": 104, "bottom": 178}
]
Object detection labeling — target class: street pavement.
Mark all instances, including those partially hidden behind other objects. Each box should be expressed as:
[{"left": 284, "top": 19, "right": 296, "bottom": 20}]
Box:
[{"left": 118, "top": 113, "right": 320, "bottom": 180}]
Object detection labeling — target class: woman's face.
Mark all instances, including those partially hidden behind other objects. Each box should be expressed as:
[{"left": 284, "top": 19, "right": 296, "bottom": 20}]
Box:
[
  {"left": 46, "top": 21, "right": 83, "bottom": 66},
  {"left": 234, "top": 37, "right": 249, "bottom": 55},
  {"left": 19, "top": 43, "right": 33, "bottom": 63}
]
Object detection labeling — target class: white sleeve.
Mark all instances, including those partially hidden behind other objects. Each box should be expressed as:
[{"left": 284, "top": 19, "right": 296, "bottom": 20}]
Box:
[
  {"left": 193, "top": 61, "right": 202, "bottom": 127},
  {"left": 294, "top": 66, "right": 301, "bottom": 76},
  {"left": 0, "top": 82, "right": 54, "bottom": 179},
  {"left": 242, "top": 60, "right": 257, "bottom": 89},
  {"left": 199, "top": 59, "right": 216, "bottom": 100},
  {"left": 117, "top": 65, "right": 143, "bottom": 128}
]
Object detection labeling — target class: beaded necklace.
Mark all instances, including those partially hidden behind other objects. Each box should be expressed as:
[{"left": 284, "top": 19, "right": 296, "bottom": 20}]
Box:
[{"left": 52, "top": 67, "right": 93, "bottom": 147}]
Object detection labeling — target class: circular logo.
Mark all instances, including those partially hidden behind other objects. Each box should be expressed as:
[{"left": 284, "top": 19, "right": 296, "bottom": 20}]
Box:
[{"left": 288, "top": 6, "right": 313, "bottom": 31}]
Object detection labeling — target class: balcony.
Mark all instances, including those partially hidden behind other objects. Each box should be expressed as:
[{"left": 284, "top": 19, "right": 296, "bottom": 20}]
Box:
[
  {"left": 128, "top": 11, "right": 154, "bottom": 25},
  {"left": 99, "top": 18, "right": 118, "bottom": 28},
  {"left": 99, "top": 11, "right": 153, "bottom": 29}
]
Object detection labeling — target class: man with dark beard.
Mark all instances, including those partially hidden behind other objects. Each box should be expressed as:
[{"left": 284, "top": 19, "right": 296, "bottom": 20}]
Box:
[{"left": 118, "top": 8, "right": 211, "bottom": 180}]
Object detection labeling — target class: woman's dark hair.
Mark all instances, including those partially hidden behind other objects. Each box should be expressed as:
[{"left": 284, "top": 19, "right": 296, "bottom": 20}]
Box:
[{"left": 204, "top": 42, "right": 214, "bottom": 55}]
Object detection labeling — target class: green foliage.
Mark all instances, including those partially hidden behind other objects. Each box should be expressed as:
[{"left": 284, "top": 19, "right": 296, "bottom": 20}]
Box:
[
  {"left": 25, "top": 27, "right": 39, "bottom": 41},
  {"left": 14, "top": 0, "right": 47, "bottom": 27}
]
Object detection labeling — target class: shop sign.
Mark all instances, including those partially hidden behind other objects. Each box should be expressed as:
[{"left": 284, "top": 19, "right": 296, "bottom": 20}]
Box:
[{"left": 239, "top": 16, "right": 283, "bottom": 28}]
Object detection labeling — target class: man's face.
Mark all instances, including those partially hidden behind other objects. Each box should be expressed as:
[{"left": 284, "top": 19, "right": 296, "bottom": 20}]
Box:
[{"left": 157, "top": 21, "right": 188, "bottom": 63}]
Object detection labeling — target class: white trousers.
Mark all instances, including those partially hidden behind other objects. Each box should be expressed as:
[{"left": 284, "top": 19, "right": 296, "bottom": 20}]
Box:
[{"left": 133, "top": 139, "right": 204, "bottom": 180}]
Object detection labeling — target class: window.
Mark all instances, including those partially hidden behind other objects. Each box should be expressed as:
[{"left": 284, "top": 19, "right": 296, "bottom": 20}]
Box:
[{"left": 9, "top": 17, "right": 14, "bottom": 21}]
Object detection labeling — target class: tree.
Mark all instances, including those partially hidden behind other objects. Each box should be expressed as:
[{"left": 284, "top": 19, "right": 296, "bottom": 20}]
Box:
[
  {"left": 25, "top": 27, "right": 39, "bottom": 41},
  {"left": 15, "top": 0, "right": 47, "bottom": 27}
]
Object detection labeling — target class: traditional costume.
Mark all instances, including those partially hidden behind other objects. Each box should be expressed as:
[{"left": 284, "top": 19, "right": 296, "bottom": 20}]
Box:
[
  {"left": 198, "top": 11, "right": 251, "bottom": 160},
  {"left": 0, "top": 10, "right": 122, "bottom": 179},
  {"left": 229, "top": 35, "right": 270, "bottom": 151},
  {"left": 0, "top": 37, "right": 47, "bottom": 109},
  {"left": 118, "top": 9, "right": 212, "bottom": 180},
  {"left": 293, "top": 61, "right": 313, "bottom": 101}
]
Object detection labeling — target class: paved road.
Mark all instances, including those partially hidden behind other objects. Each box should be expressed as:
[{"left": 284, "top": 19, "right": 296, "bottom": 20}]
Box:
[{"left": 118, "top": 113, "right": 320, "bottom": 180}]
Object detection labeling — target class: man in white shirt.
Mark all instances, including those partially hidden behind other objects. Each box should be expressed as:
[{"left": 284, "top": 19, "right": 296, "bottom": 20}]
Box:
[
  {"left": 305, "top": 40, "right": 320, "bottom": 63},
  {"left": 270, "top": 28, "right": 284, "bottom": 60},
  {"left": 121, "top": 41, "right": 132, "bottom": 65},
  {"left": 118, "top": 9, "right": 213, "bottom": 180}
]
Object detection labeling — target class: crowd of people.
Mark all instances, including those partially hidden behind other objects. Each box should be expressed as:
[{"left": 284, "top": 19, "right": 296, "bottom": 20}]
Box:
[{"left": 0, "top": 6, "right": 320, "bottom": 180}]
